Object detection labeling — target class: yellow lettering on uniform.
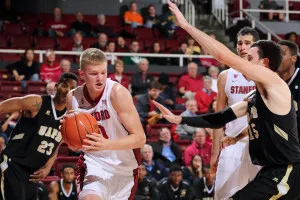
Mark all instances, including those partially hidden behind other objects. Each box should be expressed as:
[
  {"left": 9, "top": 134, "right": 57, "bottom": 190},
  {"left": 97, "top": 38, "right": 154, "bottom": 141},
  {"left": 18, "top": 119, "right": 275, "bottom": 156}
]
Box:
[
  {"left": 45, "top": 127, "right": 52, "bottom": 137},
  {"left": 55, "top": 132, "right": 62, "bottom": 142},
  {"left": 38, "top": 126, "right": 47, "bottom": 136},
  {"left": 51, "top": 128, "right": 58, "bottom": 139}
]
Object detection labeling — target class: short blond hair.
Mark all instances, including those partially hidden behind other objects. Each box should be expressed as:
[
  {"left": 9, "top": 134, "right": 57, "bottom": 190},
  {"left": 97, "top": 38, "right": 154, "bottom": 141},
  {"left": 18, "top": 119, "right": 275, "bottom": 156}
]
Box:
[{"left": 79, "top": 48, "right": 107, "bottom": 70}]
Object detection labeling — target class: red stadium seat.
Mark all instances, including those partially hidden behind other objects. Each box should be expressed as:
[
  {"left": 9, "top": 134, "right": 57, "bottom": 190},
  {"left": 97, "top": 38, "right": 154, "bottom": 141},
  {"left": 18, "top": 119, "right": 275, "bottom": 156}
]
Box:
[
  {"left": 42, "top": 176, "right": 59, "bottom": 190},
  {"left": 0, "top": 35, "right": 8, "bottom": 48},
  {"left": 176, "top": 140, "right": 192, "bottom": 152},
  {"left": 165, "top": 39, "right": 180, "bottom": 51},
  {"left": 0, "top": 81, "right": 23, "bottom": 94},
  {"left": 0, "top": 69, "right": 10, "bottom": 80},
  {"left": 26, "top": 81, "right": 47, "bottom": 94},
  {"left": 83, "top": 37, "right": 96, "bottom": 48},
  {"left": 58, "top": 143, "right": 70, "bottom": 156},
  {"left": 146, "top": 124, "right": 173, "bottom": 138},
  {"left": 106, "top": 16, "right": 122, "bottom": 28},
  {"left": 0, "top": 53, "right": 21, "bottom": 62},
  {"left": 10, "top": 36, "right": 32, "bottom": 49},
  {"left": 134, "top": 28, "right": 154, "bottom": 39},
  {"left": 176, "top": 97, "right": 187, "bottom": 105},
  {"left": 3, "top": 23, "right": 24, "bottom": 36},
  {"left": 34, "top": 36, "right": 56, "bottom": 50},
  {"left": 57, "top": 37, "right": 73, "bottom": 50},
  {"left": 54, "top": 156, "right": 78, "bottom": 177}
]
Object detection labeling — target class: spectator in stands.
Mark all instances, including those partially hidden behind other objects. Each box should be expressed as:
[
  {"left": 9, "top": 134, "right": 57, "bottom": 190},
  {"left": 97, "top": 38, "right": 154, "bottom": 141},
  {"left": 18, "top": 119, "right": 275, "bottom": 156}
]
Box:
[
  {"left": 171, "top": 42, "right": 200, "bottom": 66},
  {"left": 141, "top": 144, "right": 168, "bottom": 181},
  {"left": 40, "top": 50, "right": 61, "bottom": 83},
  {"left": 176, "top": 100, "right": 198, "bottom": 140},
  {"left": 67, "top": 32, "right": 86, "bottom": 52},
  {"left": 105, "top": 41, "right": 117, "bottom": 65},
  {"left": 182, "top": 154, "right": 204, "bottom": 185},
  {"left": 158, "top": 73, "right": 177, "bottom": 110},
  {"left": 124, "top": 1, "right": 143, "bottom": 28},
  {"left": 159, "top": 165, "right": 194, "bottom": 200},
  {"left": 259, "top": 0, "right": 284, "bottom": 21},
  {"left": 0, "top": 0, "right": 21, "bottom": 32},
  {"left": 108, "top": 59, "right": 129, "bottom": 89},
  {"left": 178, "top": 62, "right": 203, "bottom": 99},
  {"left": 70, "top": 11, "right": 92, "bottom": 37},
  {"left": 150, "top": 127, "right": 182, "bottom": 167},
  {"left": 192, "top": 165, "right": 215, "bottom": 199},
  {"left": 184, "top": 128, "right": 212, "bottom": 165},
  {"left": 0, "top": 111, "right": 19, "bottom": 137},
  {"left": 60, "top": 59, "right": 71, "bottom": 73},
  {"left": 49, "top": 164, "right": 77, "bottom": 200},
  {"left": 285, "top": 32, "right": 298, "bottom": 43},
  {"left": 131, "top": 58, "right": 154, "bottom": 96},
  {"left": 0, "top": 134, "right": 7, "bottom": 153},
  {"left": 207, "top": 99, "right": 217, "bottom": 113},
  {"left": 115, "top": 36, "right": 128, "bottom": 53},
  {"left": 135, "top": 164, "right": 160, "bottom": 200},
  {"left": 157, "top": 4, "right": 179, "bottom": 38},
  {"left": 194, "top": 76, "right": 217, "bottom": 113},
  {"left": 46, "top": 7, "right": 69, "bottom": 37},
  {"left": 93, "top": 14, "right": 115, "bottom": 38},
  {"left": 144, "top": 4, "right": 158, "bottom": 28},
  {"left": 208, "top": 66, "right": 219, "bottom": 92},
  {"left": 136, "top": 81, "right": 164, "bottom": 128},
  {"left": 7, "top": 48, "right": 40, "bottom": 88},
  {"left": 123, "top": 40, "right": 143, "bottom": 65},
  {"left": 90, "top": 33, "right": 107, "bottom": 51},
  {"left": 46, "top": 82, "right": 57, "bottom": 96},
  {"left": 186, "top": 36, "right": 201, "bottom": 54},
  {"left": 148, "top": 42, "right": 167, "bottom": 65}
]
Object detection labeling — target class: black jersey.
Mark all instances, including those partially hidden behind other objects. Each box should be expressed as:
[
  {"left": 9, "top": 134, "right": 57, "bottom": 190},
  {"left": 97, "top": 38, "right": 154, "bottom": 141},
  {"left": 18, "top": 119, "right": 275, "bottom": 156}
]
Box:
[
  {"left": 286, "top": 68, "right": 300, "bottom": 139},
  {"left": 247, "top": 90, "right": 300, "bottom": 166},
  {"left": 57, "top": 180, "right": 77, "bottom": 200},
  {"left": 3, "top": 95, "right": 65, "bottom": 171}
]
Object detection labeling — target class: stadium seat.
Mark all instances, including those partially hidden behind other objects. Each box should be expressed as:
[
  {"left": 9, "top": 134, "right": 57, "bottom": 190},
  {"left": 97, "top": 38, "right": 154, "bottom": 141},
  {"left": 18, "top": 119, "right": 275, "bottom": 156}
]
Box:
[
  {"left": 176, "top": 140, "right": 192, "bottom": 152},
  {"left": 34, "top": 36, "right": 56, "bottom": 50},
  {"left": 0, "top": 69, "right": 10, "bottom": 80},
  {"left": 0, "top": 35, "right": 8, "bottom": 48},
  {"left": 10, "top": 36, "right": 32, "bottom": 49},
  {"left": 54, "top": 156, "right": 78, "bottom": 177},
  {"left": 0, "top": 53, "right": 21, "bottom": 62},
  {"left": 26, "top": 81, "right": 47, "bottom": 94},
  {"left": 3, "top": 23, "right": 24, "bottom": 36},
  {"left": 106, "top": 16, "right": 122, "bottom": 28},
  {"left": 58, "top": 143, "right": 70, "bottom": 156},
  {"left": 176, "top": 97, "right": 187, "bottom": 105},
  {"left": 42, "top": 176, "right": 59, "bottom": 190},
  {"left": 146, "top": 124, "right": 173, "bottom": 139},
  {"left": 134, "top": 28, "right": 154, "bottom": 39},
  {"left": 0, "top": 81, "right": 23, "bottom": 94},
  {"left": 83, "top": 37, "right": 96, "bottom": 48},
  {"left": 57, "top": 37, "right": 73, "bottom": 50},
  {"left": 165, "top": 39, "right": 180, "bottom": 51}
]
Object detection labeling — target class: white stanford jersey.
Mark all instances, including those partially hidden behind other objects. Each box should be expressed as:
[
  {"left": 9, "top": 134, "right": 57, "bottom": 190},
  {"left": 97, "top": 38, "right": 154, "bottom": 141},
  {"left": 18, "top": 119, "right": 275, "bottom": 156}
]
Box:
[
  {"left": 224, "top": 69, "right": 256, "bottom": 137},
  {"left": 71, "top": 79, "right": 139, "bottom": 178}
]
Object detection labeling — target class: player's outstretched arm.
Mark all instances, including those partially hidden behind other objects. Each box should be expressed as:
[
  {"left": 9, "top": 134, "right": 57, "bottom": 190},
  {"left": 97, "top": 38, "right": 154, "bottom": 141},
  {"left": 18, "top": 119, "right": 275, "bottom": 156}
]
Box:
[
  {"left": 211, "top": 71, "right": 228, "bottom": 171},
  {"left": 153, "top": 100, "right": 248, "bottom": 128},
  {"left": 168, "top": 0, "right": 281, "bottom": 86},
  {"left": 48, "top": 181, "right": 59, "bottom": 200},
  {"left": 0, "top": 95, "right": 42, "bottom": 116},
  {"left": 107, "top": 84, "right": 146, "bottom": 150}
]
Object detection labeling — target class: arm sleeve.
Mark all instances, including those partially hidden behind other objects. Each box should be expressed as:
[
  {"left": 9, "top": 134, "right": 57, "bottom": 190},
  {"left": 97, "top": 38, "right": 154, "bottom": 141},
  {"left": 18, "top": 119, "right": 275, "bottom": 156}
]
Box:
[{"left": 180, "top": 107, "right": 237, "bottom": 128}]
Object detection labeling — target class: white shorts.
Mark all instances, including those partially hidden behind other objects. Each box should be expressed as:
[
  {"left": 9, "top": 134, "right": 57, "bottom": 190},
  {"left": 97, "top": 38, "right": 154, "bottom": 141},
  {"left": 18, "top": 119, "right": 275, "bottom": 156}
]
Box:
[
  {"left": 214, "top": 137, "right": 262, "bottom": 200},
  {"left": 78, "top": 172, "right": 138, "bottom": 200}
]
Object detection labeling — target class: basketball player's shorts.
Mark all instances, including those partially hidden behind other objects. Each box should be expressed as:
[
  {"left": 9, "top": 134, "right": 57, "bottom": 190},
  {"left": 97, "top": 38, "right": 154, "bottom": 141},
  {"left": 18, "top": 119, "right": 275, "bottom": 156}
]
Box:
[
  {"left": 231, "top": 162, "right": 300, "bottom": 200},
  {"left": 0, "top": 154, "right": 39, "bottom": 200},
  {"left": 78, "top": 168, "right": 138, "bottom": 200},
  {"left": 214, "top": 137, "right": 261, "bottom": 200}
]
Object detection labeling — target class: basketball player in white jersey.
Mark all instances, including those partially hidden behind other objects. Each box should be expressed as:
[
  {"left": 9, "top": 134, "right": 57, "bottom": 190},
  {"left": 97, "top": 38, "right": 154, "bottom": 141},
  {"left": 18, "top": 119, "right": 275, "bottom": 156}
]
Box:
[
  {"left": 210, "top": 27, "right": 262, "bottom": 200},
  {"left": 66, "top": 48, "right": 146, "bottom": 200}
]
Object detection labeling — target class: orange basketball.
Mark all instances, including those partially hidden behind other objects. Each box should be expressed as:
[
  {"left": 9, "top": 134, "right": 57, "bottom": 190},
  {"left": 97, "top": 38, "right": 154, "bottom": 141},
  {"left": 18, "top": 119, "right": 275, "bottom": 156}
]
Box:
[{"left": 61, "top": 112, "right": 99, "bottom": 151}]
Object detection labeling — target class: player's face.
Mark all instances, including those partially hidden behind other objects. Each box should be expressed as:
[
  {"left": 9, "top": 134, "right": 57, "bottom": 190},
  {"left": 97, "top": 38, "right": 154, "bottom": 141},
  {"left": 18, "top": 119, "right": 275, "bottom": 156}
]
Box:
[
  {"left": 138, "top": 165, "right": 147, "bottom": 181},
  {"left": 56, "top": 78, "right": 78, "bottom": 104},
  {"left": 247, "top": 47, "right": 264, "bottom": 66},
  {"left": 62, "top": 167, "right": 75, "bottom": 183},
  {"left": 149, "top": 88, "right": 161, "bottom": 100},
  {"left": 204, "top": 169, "right": 216, "bottom": 183},
  {"left": 169, "top": 171, "right": 182, "bottom": 187},
  {"left": 192, "top": 155, "right": 202, "bottom": 169},
  {"left": 141, "top": 147, "right": 153, "bottom": 162},
  {"left": 237, "top": 35, "right": 254, "bottom": 59},
  {"left": 278, "top": 45, "right": 296, "bottom": 74},
  {"left": 80, "top": 63, "right": 108, "bottom": 93}
]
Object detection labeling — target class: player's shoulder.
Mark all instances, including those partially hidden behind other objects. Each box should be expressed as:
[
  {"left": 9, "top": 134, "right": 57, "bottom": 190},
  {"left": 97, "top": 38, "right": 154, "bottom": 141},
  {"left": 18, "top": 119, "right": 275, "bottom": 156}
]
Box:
[
  {"left": 49, "top": 180, "right": 59, "bottom": 190},
  {"left": 111, "top": 81, "right": 130, "bottom": 98},
  {"left": 218, "top": 69, "right": 229, "bottom": 82}
]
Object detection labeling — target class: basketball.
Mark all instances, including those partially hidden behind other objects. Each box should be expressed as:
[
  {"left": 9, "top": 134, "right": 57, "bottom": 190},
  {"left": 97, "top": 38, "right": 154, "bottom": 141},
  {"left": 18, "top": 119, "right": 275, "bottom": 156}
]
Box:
[{"left": 61, "top": 112, "right": 99, "bottom": 151}]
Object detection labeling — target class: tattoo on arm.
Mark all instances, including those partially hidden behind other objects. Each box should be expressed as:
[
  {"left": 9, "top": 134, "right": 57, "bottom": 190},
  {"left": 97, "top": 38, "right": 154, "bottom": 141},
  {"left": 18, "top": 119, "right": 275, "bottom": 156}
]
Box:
[{"left": 32, "top": 100, "right": 42, "bottom": 112}]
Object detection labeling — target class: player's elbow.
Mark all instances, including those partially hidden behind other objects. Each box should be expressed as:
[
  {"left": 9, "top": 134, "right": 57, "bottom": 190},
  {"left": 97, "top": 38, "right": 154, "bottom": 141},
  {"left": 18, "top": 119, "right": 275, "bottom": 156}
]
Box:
[{"left": 137, "top": 134, "right": 146, "bottom": 148}]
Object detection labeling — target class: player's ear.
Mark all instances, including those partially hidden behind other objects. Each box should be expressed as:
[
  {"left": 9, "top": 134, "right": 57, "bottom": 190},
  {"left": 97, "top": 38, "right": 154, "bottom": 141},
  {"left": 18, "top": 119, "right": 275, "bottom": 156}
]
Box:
[
  {"left": 78, "top": 69, "right": 85, "bottom": 81},
  {"left": 292, "top": 55, "right": 297, "bottom": 65},
  {"left": 262, "top": 58, "right": 269, "bottom": 68}
]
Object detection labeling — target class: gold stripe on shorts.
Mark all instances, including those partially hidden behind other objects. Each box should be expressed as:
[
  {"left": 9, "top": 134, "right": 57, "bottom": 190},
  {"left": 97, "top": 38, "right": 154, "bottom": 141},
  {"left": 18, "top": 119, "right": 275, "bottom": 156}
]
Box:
[
  {"left": 269, "top": 164, "right": 293, "bottom": 200},
  {"left": 0, "top": 155, "right": 8, "bottom": 200}
]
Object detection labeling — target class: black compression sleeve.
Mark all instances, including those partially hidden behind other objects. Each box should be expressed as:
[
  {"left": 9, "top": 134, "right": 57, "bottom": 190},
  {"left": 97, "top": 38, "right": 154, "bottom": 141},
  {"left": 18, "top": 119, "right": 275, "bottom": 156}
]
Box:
[{"left": 180, "top": 107, "right": 237, "bottom": 128}]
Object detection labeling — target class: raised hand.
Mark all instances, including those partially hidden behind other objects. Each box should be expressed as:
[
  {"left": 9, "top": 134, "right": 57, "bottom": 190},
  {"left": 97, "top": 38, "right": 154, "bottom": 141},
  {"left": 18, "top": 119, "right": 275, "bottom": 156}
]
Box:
[
  {"left": 152, "top": 100, "right": 182, "bottom": 124},
  {"left": 168, "top": 0, "right": 189, "bottom": 29}
]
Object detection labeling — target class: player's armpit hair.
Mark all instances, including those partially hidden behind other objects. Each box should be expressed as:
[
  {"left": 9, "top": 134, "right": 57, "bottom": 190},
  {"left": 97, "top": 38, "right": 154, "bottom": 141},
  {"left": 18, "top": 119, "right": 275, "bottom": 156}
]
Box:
[
  {"left": 180, "top": 107, "right": 237, "bottom": 128},
  {"left": 32, "top": 99, "right": 42, "bottom": 112}
]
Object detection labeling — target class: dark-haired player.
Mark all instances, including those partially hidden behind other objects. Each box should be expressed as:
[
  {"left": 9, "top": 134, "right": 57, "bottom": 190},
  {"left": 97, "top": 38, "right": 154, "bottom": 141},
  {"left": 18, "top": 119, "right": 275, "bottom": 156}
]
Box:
[
  {"left": 49, "top": 164, "right": 77, "bottom": 200},
  {"left": 153, "top": 1, "right": 300, "bottom": 199},
  {"left": 0, "top": 72, "right": 78, "bottom": 200}
]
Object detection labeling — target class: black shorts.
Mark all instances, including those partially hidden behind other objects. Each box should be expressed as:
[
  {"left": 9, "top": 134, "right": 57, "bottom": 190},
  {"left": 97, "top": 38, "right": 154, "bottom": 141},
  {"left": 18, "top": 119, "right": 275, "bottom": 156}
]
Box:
[
  {"left": 0, "top": 154, "right": 38, "bottom": 200},
  {"left": 232, "top": 163, "right": 300, "bottom": 200}
]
